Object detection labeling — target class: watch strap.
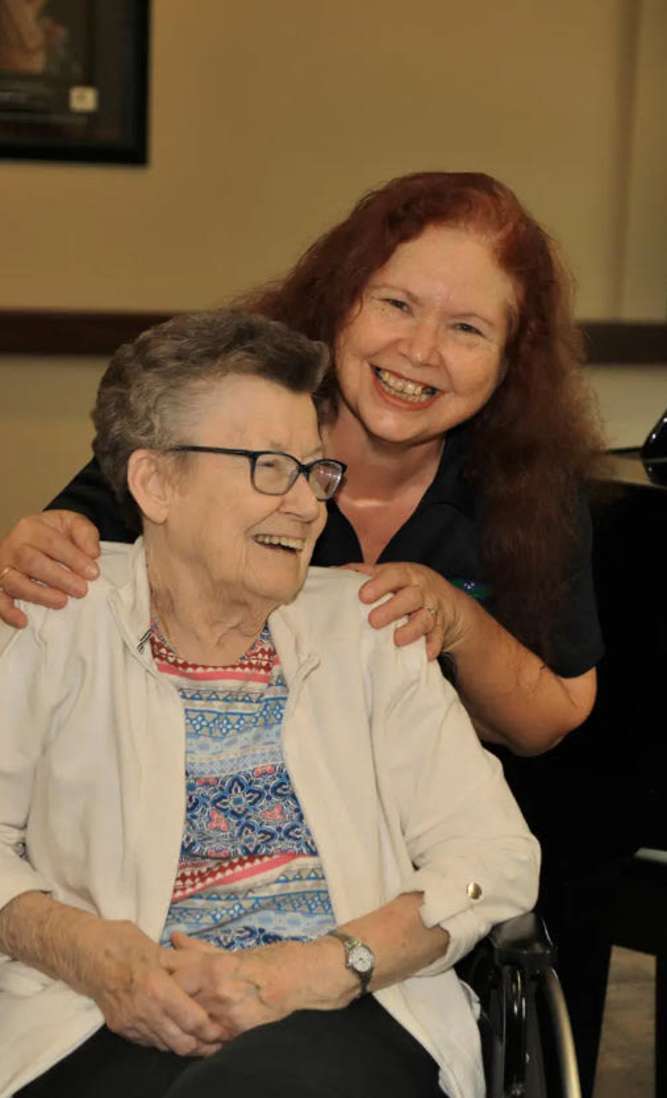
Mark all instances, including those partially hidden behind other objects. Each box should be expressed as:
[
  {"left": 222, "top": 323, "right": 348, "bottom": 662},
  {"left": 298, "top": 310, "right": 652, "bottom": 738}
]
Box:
[{"left": 326, "top": 928, "right": 374, "bottom": 995}]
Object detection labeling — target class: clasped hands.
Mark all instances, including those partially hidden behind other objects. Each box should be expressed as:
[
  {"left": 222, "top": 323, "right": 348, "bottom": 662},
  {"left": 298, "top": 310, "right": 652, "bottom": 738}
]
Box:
[{"left": 84, "top": 920, "right": 347, "bottom": 1060}]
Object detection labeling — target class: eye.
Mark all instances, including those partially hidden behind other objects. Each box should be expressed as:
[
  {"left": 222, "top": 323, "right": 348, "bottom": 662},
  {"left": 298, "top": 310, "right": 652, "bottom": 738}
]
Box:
[
  {"left": 256, "top": 454, "right": 283, "bottom": 470},
  {"left": 382, "top": 296, "right": 411, "bottom": 314},
  {"left": 454, "top": 321, "right": 483, "bottom": 336}
]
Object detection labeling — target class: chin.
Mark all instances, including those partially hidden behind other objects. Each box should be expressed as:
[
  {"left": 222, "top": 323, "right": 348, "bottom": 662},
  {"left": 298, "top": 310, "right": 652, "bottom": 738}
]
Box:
[
  {"left": 366, "top": 417, "right": 433, "bottom": 447},
  {"left": 255, "top": 571, "right": 308, "bottom": 608}
]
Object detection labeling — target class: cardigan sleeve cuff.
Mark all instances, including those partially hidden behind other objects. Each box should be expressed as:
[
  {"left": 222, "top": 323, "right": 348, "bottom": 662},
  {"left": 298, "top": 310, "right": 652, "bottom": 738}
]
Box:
[
  {"left": 406, "top": 861, "right": 536, "bottom": 974},
  {"left": 0, "top": 856, "right": 54, "bottom": 915}
]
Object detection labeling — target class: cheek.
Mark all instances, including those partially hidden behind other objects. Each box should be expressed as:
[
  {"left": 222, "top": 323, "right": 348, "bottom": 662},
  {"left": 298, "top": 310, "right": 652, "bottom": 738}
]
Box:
[
  {"left": 457, "top": 351, "right": 504, "bottom": 396},
  {"left": 335, "top": 310, "right": 379, "bottom": 368},
  {"left": 313, "top": 508, "right": 327, "bottom": 542}
]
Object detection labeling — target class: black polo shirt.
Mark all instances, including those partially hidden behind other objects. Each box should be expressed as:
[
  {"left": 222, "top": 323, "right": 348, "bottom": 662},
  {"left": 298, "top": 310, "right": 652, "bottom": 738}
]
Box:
[
  {"left": 49, "top": 429, "right": 603, "bottom": 678},
  {"left": 314, "top": 425, "right": 603, "bottom": 678}
]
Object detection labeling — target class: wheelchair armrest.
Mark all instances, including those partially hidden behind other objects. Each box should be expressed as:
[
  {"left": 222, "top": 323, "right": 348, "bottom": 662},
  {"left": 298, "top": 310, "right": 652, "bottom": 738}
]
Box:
[
  {"left": 459, "top": 915, "right": 580, "bottom": 1098},
  {"left": 487, "top": 912, "right": 557, "bottom": 974},
  {"left": 457, "top": 912, "right": 556, "bottom": 992}
]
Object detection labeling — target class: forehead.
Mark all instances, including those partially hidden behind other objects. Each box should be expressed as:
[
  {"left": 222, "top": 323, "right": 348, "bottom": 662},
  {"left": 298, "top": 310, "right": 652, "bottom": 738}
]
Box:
[
  {"left": 190, "top": 374, "right": 321, "bottom": 449},
  {"left": 370, "top": 224, "right": 516, "bottom": 311}
]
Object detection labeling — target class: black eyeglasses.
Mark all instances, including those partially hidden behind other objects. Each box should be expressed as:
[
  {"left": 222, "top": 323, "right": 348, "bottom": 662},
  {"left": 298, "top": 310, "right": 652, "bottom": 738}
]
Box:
[{"left": 168, "top": 446, "right": 347, "bottom": 501}]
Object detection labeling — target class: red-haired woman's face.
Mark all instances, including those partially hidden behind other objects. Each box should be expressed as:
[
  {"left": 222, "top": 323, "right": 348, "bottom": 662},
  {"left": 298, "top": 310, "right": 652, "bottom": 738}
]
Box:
[{"left": 333, "top": 224, "right": 516, "bottom": 448}]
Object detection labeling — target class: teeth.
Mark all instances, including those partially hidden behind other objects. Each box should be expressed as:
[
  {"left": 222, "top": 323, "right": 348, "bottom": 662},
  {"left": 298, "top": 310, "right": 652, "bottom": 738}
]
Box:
[
  {"left": 254, "top": 534, "right": 305, "bottom": 551},
  {"left": 375, "top": 368, "right": 436, "bottom": 402}
]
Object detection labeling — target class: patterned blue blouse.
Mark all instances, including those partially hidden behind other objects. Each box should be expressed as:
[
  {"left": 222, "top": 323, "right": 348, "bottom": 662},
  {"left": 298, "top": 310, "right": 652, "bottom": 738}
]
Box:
[{"left": 154, "top": 624, "right": 336, "bottom": 951}]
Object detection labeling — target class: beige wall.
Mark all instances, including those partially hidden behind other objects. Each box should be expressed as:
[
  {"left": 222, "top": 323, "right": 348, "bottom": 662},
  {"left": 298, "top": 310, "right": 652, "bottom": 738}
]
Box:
[
  {"left": 1, "top": 0, "right": 666, "bottom": 533},
  {"left": 0, "top": 357, "right": 105, "bottom": 531},
  {"left": 621, "top": 0, "right": 667, "bottom": 318},
  {"left": 1, "top": 0, "right": 665, "bottom": 317}
]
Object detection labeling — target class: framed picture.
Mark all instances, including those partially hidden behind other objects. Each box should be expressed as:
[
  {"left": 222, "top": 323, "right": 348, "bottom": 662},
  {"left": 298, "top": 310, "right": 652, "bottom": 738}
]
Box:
[{"left": 0, "top": 0, "right": 149, "bottom": 164}]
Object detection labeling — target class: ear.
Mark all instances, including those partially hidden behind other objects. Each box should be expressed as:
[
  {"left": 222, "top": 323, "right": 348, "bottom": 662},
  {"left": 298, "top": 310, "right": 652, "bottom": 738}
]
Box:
[{"left": 127, "top": 450, "right": 173, "bottom": 525}]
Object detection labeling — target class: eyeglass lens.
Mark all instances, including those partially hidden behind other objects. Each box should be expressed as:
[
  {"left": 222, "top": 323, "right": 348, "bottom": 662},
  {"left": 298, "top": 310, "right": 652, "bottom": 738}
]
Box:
[{"left": 253, "top": 454, "right": 341, "bottom": 500}]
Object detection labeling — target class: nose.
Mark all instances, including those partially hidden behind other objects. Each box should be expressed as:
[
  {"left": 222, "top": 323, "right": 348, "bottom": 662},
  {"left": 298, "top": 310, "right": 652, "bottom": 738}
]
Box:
[
  {"left": 401, "top": 315, "right": 443, "bottom": 368},
  {"left": 280, "top": 469, "right": 323, "bottom": 521}
]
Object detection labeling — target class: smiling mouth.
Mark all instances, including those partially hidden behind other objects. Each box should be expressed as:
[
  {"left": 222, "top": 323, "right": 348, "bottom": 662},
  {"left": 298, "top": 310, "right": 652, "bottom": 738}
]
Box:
[
  {"left": 253, "top": 534, "right": 305, "bottom": 554},
  {"left": 373, "top": 367, "right": 439, "bottom": 403}
]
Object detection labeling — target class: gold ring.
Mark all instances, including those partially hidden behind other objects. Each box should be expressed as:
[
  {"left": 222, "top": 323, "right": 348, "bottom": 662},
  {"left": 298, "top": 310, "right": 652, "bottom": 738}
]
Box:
[{"left": 0, "top": 564, "right": 14, "bottom": 591}]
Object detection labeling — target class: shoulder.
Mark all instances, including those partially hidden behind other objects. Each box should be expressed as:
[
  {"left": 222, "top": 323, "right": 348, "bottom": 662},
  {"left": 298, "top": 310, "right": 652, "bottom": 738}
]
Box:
[
  {"left": 286, "top": 566, "right": 452, "bottom": 698},
  {"left": 283, "top": 566, "right": 372, "bottom": 643},
  {"left": 97, "top": 539, "right": 137, "bottom": 588},
  {"left": 300, "top": 564, "right": 367, "bottom": 603},
  {"left": 292, "top": 565, "right": 381, "bottom": 629},
  {"left": 0, "top": 541, "right": 134, "bottom": 659}
]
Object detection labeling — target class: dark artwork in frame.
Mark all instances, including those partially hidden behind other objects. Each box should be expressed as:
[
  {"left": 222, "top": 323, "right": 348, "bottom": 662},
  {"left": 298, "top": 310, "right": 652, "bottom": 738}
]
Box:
[{"left": 0, "top": 0, "right": 149, "bottom": 164}]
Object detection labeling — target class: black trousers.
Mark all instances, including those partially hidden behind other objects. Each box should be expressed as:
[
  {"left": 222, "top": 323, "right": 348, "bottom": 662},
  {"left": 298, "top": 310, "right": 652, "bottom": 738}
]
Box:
[{"left": 18, "top": 996, "right": 444, "bottom": 1098}]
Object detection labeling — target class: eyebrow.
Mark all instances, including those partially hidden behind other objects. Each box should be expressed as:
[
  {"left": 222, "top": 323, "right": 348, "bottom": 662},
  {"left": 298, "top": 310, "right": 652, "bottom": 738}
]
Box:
[
  {"left": 452, "top": 312, "right": 500, "bottom": 332},
  {"left": 368, "top": 282, "right": 421, "bottom": 305},
  {"left": 264, "top": 442, "right": 324, "bottom": 460},
  {"left": 368, "top": 281, "right": 514, "bottom": 335}
]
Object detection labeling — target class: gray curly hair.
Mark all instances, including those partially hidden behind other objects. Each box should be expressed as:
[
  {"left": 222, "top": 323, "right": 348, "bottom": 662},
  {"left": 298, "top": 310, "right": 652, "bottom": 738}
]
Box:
[{"left": 92, "top": 309, "right": 329, "bottom": 523}]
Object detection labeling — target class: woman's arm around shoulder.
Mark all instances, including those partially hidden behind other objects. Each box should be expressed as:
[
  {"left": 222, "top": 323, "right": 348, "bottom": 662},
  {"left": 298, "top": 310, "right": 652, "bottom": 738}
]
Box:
[{"left": 355, "top": 561, "right": 597, "bottom": 754}]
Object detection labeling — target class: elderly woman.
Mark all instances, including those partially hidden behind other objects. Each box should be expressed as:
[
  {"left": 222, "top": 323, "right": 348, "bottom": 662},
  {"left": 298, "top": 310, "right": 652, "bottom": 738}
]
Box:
[
  {"left": 0, "top": 310, "right": 539, "bottom": 1098},
  {"left": 0, "top": 172, "right": 607, "bottom": 1089}
]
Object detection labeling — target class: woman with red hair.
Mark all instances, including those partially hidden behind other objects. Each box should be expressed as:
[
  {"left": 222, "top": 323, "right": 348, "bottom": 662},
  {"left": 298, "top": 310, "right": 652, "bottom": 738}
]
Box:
[
  {"left": 0, "top": 171, "right": 604, "bottom": 747},
  {"left": 0, "top": 172, "right": 607, "bottom": 1090}
]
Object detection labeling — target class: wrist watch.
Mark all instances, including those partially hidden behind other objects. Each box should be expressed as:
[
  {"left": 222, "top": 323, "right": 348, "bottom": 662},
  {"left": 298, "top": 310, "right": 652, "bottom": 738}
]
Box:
[{"left": 326, "top": 929, "right": 375, "bottom": 995}]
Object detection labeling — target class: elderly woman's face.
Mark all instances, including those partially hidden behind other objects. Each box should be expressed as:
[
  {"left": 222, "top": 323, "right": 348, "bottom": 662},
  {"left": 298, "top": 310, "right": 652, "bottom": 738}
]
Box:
[
  {"left": 163, "top": 375, "right": 326, "bottom": 609},
  {"left": 334, "top": 224, "right": 516, "bottom": 448}
]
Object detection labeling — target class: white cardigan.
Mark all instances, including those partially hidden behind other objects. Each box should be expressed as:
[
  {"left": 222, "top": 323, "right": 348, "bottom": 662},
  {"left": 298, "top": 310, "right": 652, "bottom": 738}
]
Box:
[{"left": 0, "top": 540, "right": 539, "bottom": 1098}]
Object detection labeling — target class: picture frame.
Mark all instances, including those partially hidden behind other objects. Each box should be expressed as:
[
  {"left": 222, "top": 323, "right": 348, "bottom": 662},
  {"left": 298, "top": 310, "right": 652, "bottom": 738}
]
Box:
[{"left": 0, "top": 0, "right": 149, "bottom": 164}]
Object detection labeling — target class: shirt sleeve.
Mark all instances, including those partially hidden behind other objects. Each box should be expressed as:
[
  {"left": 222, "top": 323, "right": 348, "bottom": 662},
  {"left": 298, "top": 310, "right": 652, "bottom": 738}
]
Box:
[
  {"left": 0, "top": 616, "right": 58, "bottom": 913},
  {"left": 45, "top": 458, "right": 137, "bottom": 543},
  {"left": 542, "top": 491, "right": 604, "bottom": 678},
  {"left": 377, "top": 646, "right": 541, "bottom": 971}
]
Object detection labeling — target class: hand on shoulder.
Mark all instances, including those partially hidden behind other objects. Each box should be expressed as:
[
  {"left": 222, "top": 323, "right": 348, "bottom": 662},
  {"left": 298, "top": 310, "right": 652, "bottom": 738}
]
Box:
[
  {"left": 343, "top": 560, "right": 470, "bottom": 660},
  {"left": 0, "top": 511, "right": 100, "bottom": 628}
]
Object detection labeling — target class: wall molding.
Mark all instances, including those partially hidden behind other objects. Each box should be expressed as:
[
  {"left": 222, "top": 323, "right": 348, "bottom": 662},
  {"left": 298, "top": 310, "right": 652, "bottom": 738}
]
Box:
[
  {"left": 0, "top": 310, "right": 666, "bottom": 363},
  {"left": 0, "top": 310, "right": 172, "bottom": 357}
]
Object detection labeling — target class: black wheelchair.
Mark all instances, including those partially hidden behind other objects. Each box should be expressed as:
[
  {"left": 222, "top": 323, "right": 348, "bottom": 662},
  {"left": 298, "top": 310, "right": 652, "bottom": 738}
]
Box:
[{"left": 459, "top": 913, "right": 581, "bottom": 1098}]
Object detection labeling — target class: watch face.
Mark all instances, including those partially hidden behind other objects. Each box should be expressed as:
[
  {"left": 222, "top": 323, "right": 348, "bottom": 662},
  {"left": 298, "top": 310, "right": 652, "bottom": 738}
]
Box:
[{"left": 349, "top": 943, "right": 374, "bottom": 973}]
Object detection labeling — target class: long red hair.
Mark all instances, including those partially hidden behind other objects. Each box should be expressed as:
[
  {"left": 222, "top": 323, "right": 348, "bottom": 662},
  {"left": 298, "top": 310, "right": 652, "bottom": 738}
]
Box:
[{"left": 240, "top": 172, "right": 605, "bottom": 656}]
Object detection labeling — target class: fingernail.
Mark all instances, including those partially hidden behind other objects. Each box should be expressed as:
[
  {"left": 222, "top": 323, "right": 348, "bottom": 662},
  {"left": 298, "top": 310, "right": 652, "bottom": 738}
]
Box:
[{"left": 85, "top": 564, "right": 99, "bottom": 579}]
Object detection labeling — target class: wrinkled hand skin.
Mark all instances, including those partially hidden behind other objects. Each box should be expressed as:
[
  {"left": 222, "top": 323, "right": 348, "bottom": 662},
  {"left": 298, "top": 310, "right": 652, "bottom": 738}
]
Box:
[
  {"left": 78, "top": 920, "right": 224, "bottom": 1056},
  {"left": 0, "top": 511, "right": 100, "bottom": 628},
  {"left": 164, "top": 933, "right": 353, "bottom": 1040}
]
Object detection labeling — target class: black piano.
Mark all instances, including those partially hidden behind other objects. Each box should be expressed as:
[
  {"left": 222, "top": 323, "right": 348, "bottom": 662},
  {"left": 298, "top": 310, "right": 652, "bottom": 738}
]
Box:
[{"left": 498, "top": 424, "right": 667, "bottom": 1096}]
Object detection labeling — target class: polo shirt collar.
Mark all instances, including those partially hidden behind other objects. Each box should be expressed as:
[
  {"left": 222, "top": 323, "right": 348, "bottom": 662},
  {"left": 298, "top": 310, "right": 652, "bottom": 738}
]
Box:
[{"left": 415, "top": 422, "right": 476, "bottom": 515}]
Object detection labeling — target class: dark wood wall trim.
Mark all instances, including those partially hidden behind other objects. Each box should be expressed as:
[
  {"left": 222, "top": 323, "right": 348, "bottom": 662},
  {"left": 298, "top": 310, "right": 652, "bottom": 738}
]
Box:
[
  {"left": 0, "top": 310, "right": 666, "bottom": 363},
  {"left": 0, "top": 310, "right": 172, "bottom": 356},
  {"left": 580, "top": 322, "right": 667, "bottom": 364}
]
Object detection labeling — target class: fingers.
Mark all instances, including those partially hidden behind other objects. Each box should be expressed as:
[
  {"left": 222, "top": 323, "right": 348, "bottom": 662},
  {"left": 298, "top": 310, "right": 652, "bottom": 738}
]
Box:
[
  {"left": 366, "top": 585, "right": 424, "bottom": 629},
  {"left": 152, "top": 990, "right": 223, "bottom": 1054},
  {"left": 393, "top": 610, "right": 444, "bottom": 660},
  {"left": 55, "top": 511, "right": 101, "bottom": 561},
  {"left": 357, "top": 564, "right": 409, "bottom": 603},
  {"left": 14, "top": 517, "right": 99, "bottom": 584},
  {"left": 0, "top": 589, "right": 28, "bottom": 629},
  {"left": 0, "top": 565, "right": 74, "bottom": 606},
  {"left": 340, "top": 562, "right": 375, "bottom": 576},
  {"left": 170, "top": 931, "right": 218, "bottom": 954},
  {"left": 0, "top": 513, "right": 101, "bottom": 620},
  {"left": 105, "top": 969, "right": 225, "bottom": 1057},
  {"left": 359, "top": 578, "right": 445, "bottom": 660}
]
